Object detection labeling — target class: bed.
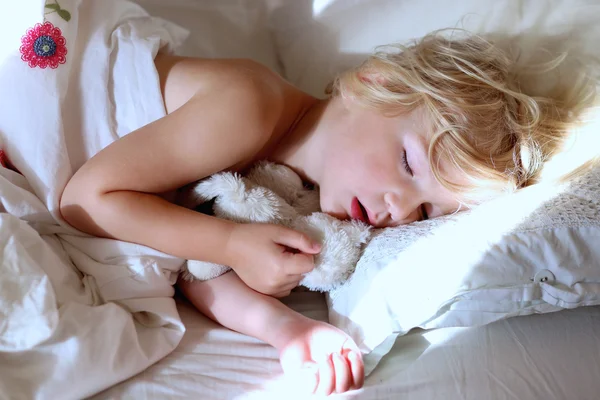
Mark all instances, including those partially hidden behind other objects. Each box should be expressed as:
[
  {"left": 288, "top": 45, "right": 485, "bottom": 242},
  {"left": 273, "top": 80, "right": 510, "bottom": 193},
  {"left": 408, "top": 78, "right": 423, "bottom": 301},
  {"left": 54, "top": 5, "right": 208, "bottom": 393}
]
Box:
[
  {"left": 91, "top": 292, "right": 600, "bottom": 400},
  {"left": 1, "top": 1, "right": 600, "bottom": 399}
]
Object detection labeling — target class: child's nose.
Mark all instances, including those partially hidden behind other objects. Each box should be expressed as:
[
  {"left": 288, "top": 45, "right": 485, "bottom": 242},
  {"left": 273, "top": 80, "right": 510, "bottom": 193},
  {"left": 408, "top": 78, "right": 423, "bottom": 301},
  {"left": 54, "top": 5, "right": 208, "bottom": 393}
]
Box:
[{"left": 384, "top": 192, "right": 420, "bottom": 225}]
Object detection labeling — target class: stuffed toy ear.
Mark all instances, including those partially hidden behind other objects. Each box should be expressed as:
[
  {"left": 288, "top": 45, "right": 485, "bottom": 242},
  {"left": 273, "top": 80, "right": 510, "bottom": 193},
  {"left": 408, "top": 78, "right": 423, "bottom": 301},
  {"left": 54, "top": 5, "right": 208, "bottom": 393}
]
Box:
[
  {"left": 194, "top": 172, "right": 246, "bottom": 203},
  {"left": 213, "top": 184, "right": 297, "bottom": 224},
  {"left": 184, "top": 168, "right": 300, "bottom": 224},
  {"left": 176, "top": 171, "right": 246, "bottom": 210}
]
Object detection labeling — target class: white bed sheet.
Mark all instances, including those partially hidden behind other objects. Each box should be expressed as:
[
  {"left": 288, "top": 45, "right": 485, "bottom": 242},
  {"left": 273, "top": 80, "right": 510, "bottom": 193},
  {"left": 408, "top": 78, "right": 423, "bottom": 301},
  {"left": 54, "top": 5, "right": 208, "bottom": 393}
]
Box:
[{"left": 91, "top": 292, "right": 600, "bottom": 400}]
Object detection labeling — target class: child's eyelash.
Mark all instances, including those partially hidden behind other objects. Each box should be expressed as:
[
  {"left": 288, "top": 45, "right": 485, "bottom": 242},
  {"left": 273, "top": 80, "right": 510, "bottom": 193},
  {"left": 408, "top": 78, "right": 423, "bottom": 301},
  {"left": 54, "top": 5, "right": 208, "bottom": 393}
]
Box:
[{"left": 402, "top": 150, "right": 413, "bottom": 176}]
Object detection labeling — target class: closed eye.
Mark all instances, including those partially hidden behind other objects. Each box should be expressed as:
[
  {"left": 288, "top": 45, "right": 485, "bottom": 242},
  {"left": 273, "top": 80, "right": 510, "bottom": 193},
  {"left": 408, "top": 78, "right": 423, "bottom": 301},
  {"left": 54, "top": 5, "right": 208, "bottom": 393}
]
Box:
[{"left": 402, "top": 149, "right": 413, "bottom": 176}]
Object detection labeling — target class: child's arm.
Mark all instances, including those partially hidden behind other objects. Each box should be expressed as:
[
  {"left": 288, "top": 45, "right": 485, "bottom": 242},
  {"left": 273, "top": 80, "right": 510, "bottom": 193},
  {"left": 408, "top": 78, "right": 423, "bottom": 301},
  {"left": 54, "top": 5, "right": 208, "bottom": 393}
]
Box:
[
  {"left": 178, "top": 271, "right": 365, "bottom": 395},
  {"left": 60, "top": 57, "right": 317, "bottom": 296}
]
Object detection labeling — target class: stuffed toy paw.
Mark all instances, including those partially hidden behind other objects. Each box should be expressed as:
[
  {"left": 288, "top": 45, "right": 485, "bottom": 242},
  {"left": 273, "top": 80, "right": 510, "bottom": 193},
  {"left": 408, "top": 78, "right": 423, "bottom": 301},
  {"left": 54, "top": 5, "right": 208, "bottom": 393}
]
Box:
[{"left": 179, "top": 162, "right": 371, "bottom": 292}]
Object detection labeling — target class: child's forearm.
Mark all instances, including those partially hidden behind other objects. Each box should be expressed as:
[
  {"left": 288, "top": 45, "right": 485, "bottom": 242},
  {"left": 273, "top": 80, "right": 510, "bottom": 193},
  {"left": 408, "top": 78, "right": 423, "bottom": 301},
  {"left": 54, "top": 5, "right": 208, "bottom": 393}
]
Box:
[
  {"left": 60, "top": 189, "right": 237, "bottom": 265},
  {"left": 178, "top": 271, "right": 304, "bottom": 349}
]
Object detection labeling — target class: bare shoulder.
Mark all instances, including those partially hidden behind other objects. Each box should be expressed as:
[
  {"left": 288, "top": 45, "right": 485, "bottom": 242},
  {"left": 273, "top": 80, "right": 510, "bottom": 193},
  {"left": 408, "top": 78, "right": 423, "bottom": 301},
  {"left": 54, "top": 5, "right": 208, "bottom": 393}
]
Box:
[
  {"left": 153, "top": 54, "right": 312, "bottom": 165},
  {"left": 156, "top": 55, "right": 284, "bottom": 119}
]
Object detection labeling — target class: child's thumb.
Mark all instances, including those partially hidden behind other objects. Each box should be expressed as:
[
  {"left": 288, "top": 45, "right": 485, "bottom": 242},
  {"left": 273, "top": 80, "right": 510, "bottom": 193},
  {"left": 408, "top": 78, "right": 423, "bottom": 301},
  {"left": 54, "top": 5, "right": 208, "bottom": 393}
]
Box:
[
  {"left": 276, "top": 227, "right": 321, "bottom": 254},
  {"left": 283, "top": 360, "right": 319, "bottom": 394},
  {"left": 300, "top": 362, "right": 319, "bottom": 393}
]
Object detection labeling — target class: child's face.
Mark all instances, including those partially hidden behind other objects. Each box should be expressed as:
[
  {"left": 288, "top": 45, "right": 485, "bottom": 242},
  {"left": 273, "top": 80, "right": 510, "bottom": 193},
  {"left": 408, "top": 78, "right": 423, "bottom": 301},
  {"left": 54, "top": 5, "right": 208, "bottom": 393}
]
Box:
[{"left": 318, "top": 100, "right": 464, "bottom": 227}]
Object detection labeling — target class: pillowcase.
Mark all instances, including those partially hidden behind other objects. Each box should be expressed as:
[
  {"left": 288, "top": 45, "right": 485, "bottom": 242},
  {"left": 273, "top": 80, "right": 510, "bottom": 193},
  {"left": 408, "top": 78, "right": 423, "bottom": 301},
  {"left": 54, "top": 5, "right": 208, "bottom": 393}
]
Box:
[
  {"left": 133, "top": 0, "right": 282, "bottom": 74},
  {"left": 328, "top": 165, "right": 600, "bottom": 376}
]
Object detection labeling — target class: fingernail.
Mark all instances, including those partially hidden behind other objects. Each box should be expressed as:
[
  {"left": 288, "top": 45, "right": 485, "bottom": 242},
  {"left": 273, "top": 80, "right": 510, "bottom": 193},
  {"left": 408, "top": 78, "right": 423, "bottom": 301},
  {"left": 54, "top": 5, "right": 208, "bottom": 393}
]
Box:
[{"left": 349, "top": 351, "right": 359, "bottom": 361}]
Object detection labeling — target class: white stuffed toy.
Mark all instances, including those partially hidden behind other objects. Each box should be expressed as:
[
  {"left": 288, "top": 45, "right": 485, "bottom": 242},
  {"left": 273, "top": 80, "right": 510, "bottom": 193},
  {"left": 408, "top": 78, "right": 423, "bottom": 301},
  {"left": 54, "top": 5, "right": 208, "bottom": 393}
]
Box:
[{"left": 179, "top": 161, "right": 372, "bottom": 292}]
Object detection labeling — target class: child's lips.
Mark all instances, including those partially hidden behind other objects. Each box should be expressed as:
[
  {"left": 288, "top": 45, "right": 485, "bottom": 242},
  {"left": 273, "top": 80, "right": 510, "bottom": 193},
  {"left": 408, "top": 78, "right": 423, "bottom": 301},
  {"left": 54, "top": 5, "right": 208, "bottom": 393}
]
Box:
[
  {"left": 350, "top": 197, "right": 372, "bottom": 225},
  {"left": 364, "top": 205, "right": 376, "bottom": 226},
  {"left": 350, "top": 197, "right": 366, "bottom": 223}
]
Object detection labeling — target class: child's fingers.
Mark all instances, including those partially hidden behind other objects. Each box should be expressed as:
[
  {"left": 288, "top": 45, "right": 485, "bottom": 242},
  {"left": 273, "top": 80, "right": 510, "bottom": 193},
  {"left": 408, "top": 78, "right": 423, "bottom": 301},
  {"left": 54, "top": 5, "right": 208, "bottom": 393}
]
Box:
[
  {"left": 316, "top": 354, "right": 335, "bottom": 396},
  {"left": 275, "top": 227, "right": 321, "bottom": 254},
  {"left": 332, "top": 352, "right": 352, "bottom": 393},
  {"left": 301, "top": 362, "right": 319, "bottom": 394},
  {"left": 280, "top": 350, "right": 319, "bottom": 394},
  {"left": 346, "top": 350, "right": 365, "bottom": 389},
  {"left": 281, "top": 252, "right": 315, "bottom": 275}
]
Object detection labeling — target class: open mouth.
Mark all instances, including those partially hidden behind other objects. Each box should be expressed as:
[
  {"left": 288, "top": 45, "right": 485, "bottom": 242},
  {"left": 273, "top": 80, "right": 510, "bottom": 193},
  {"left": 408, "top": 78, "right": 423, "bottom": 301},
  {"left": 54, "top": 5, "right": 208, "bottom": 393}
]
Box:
[
  {"left": 350, "top": 197, "right": 369, "bottom": 224},
  {"left": 358, "top": 201, "right": 368, "bottom": 221}
]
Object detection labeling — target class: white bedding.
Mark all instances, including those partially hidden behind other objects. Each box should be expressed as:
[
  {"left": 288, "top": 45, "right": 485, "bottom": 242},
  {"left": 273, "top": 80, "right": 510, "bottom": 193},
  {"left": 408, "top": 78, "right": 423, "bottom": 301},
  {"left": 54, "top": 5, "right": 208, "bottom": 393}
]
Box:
[
  {"left": 0, "top": 1, "right": 190, "bottom": 398},
  {"left": 92, "top": 292, "right": 600, "bottom": 400}
]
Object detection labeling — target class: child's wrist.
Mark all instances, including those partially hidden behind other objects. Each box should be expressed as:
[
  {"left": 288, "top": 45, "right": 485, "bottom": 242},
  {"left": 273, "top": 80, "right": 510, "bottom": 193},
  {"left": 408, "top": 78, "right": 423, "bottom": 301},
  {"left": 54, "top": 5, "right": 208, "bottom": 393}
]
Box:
[
  {"left": 233, "top": 290, "right": 305, "bottom": 349},
  {"left": 222, "top": 222, "right": 252, "bottom": 272},
  {"left": 222, "top": 222, "right": 241, "bottom": 270},
  {"left": 267, "top": 311, "right": 311, "bottom": 350},
  {"left": 238, "top": 291, "right": 308, "bottom": 350}
]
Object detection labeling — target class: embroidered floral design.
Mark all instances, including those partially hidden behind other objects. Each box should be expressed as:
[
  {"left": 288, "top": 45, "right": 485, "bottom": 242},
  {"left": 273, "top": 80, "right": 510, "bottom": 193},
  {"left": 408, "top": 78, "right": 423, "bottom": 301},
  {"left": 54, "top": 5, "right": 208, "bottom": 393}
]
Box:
[
  {"left": 44, "top": 1, "right": 71, "bottom": 22},
  {"left": 20, "top": 21, "right": 67, "bottom": 69}
]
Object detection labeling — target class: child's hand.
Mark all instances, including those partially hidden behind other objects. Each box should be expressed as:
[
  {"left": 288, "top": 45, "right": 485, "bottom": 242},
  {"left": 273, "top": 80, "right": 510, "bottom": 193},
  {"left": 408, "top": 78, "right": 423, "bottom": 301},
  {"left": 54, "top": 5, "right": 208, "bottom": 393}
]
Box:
[
  {"left": 276, "top": 317, "right": 365, "bottom": 396},
  {"left": 225, "top": 223, "right": 321, "bottom": 297}
]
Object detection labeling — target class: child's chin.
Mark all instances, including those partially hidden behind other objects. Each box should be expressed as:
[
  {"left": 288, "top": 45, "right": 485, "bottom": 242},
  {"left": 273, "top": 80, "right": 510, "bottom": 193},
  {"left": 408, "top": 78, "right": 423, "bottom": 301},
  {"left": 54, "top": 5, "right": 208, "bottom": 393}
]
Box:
[{"left": 323, "top": 210, "right": 346, "bottom": 221}]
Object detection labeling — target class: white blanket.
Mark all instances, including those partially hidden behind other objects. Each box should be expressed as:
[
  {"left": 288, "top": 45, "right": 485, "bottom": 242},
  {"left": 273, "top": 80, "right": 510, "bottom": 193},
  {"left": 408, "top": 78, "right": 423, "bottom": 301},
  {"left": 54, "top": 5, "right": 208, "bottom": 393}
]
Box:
[{"left": 0, "top": 1, "right": 192, "bottom": 398}]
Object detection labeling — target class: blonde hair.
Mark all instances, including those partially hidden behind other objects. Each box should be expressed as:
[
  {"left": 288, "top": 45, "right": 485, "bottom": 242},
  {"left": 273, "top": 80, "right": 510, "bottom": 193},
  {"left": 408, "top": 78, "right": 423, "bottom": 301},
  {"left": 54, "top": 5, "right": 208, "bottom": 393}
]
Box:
[{"left": 328, "top": 29, "right": 599, "bottom": 206}]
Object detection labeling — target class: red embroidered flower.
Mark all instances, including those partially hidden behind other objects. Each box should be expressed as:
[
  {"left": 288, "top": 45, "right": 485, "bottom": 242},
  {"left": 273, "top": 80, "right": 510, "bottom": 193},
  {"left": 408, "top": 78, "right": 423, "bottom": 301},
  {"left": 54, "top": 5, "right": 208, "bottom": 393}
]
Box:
[{"left": 20, "top": 21, "right": 67, "bottom": 69}]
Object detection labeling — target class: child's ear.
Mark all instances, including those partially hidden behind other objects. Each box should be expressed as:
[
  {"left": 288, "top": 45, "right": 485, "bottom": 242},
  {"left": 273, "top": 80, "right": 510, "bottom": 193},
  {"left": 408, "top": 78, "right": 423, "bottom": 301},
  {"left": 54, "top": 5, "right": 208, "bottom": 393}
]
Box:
[
  {"left": 357, "top": 71, "right": 386, "bottom": 85},
  {"left": 338, "top": 70, "right": 387, "bottom": 108}
]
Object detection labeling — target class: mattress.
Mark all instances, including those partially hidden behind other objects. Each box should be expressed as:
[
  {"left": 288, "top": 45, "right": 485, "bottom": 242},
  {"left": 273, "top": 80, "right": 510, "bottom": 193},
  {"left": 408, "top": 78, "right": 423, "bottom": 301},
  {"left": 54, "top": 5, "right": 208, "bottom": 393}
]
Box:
[{"left": 91, "top": 292, "right": 600, "bottom": 400}]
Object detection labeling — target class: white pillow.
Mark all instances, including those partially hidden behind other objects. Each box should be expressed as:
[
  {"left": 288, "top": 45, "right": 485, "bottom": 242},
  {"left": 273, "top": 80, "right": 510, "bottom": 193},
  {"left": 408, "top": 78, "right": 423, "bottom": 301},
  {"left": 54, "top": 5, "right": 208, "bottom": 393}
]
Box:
[
  {"left": 269, "top": 0, "right": 600, "bottom": 96},
  {"left": 328, "top": 165, "right": 600, "bottom": 376},
  {"left": 133, "top": 0, "right": 282, "bottom": 74}
]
